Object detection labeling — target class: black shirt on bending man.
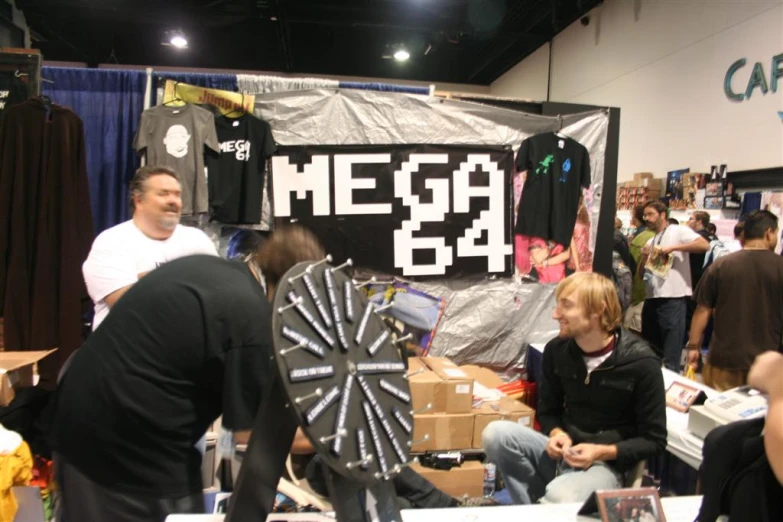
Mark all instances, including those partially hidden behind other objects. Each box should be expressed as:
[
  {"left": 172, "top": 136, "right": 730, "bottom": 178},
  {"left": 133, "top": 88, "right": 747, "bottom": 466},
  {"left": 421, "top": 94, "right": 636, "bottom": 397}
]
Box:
[{"left": 52, "top": 255, "right": 273, "bottom": 497}]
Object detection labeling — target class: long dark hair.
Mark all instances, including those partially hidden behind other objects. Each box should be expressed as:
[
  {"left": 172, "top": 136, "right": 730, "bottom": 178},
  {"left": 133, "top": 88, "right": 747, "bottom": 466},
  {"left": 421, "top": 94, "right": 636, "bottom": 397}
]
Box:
[{"left": 252, "top": 225, "right": 326, "bottom": 288}]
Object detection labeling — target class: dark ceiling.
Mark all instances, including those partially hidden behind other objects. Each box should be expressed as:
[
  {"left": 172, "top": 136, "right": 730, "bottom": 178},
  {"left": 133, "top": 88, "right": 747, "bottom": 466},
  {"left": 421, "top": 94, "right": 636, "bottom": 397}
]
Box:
[{"left": 17, "top": 0, "right": 602, "bottom": 85}]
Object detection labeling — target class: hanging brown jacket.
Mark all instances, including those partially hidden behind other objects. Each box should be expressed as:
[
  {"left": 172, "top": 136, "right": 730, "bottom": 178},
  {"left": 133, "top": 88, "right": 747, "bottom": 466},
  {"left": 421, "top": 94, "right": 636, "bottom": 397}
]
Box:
[{"left": 0, "top": 98, "right": 94, "bottom": 385}]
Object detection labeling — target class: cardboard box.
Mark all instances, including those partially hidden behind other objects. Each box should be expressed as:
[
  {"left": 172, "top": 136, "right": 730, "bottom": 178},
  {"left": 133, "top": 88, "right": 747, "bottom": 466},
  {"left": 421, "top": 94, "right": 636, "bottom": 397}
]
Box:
[
  {"left": 633, "top": 172, "right": 654, "bottom": 182},
  {"left": 459, "top": 365, "right": 505, "bottom": 389},
  {"left": 408, "top": 361, "right": 440, "bottom": 415},
  {"left": 0, "top": 349, "right": 57, "bottom": 407},
  {"left": 459, "top": 364, "right": 506, "bottom": 403},
  {"left": 471, "top": 397, "right": 535, "bottom": 449},
  {"left": 412, "top": 413, "right": 474, "bottom": 452},
  {"left": 409, "top": 461, "right": 484, "bottom": 498},
  {"left": 422, "top": 357, "right": 474, "bottom": 414}
]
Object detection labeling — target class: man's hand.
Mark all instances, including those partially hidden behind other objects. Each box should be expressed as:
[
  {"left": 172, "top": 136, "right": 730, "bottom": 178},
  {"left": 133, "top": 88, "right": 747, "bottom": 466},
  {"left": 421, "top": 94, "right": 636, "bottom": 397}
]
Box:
[
  {"left": 545, "top": 431, "right": 573, "bottom": 460},
  {"left": 749, "top": 352, "right": 783, "bottom": 398},
  {"left": 641, "top": 244, "right": 652, "bottom": 257},
  {"left": 563, "top": 443, "right": 617, "bottom": 469},
  {"left": 687, "top": 349, "right": 701, "bottom": 371}
]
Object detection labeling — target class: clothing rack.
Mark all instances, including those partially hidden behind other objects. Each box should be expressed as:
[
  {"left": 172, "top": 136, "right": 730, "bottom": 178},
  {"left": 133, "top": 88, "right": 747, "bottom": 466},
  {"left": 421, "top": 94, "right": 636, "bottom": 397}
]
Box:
[{"left": 0, "top": 48, "right": 43, "bottom": 97}]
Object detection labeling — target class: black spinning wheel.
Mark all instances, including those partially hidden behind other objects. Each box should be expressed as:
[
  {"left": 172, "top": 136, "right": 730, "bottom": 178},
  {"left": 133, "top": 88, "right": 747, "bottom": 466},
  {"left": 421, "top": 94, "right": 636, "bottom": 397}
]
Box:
[{"left": 271, "top": 259, "right": 414, "bottom": 484}]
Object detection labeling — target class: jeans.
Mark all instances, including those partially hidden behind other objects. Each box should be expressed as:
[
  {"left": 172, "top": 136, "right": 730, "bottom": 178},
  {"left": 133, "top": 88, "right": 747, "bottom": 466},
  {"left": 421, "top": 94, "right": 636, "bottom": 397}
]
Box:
[
  {"left": 482, "top": 422, "right": 622, "bottom": 505},
  {"left": 642, "top": 297, "right": 687, "bottom": 371}
]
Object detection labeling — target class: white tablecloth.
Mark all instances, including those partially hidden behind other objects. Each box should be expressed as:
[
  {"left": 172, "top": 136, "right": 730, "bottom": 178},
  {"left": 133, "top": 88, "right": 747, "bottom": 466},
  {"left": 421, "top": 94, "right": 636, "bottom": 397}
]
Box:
[{"left": 166, "top": 495, "right": 703, "bottom": 522}]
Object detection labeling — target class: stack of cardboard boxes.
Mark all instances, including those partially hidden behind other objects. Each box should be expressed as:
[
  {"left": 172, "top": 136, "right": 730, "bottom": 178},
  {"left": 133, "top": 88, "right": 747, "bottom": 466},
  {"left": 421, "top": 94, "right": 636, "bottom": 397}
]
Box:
[
  {"left": 408, "top": 357, "right": 535, "bottom": 452},
  {"left": 616, "top": 173, "right": 664, "bottom": 211},
  {"left": 407, "top": 356, "right": 535, "bottom": 498}
]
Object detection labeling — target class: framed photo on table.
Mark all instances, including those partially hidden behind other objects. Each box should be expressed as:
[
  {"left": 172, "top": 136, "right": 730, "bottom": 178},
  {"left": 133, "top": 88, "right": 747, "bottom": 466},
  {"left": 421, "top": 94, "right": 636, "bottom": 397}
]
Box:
[
  {"left": 597, "top": 487, "right": 666, "bottom": 522},
  {"left": 665, "top": 380, "right": 705, "bottom": 413}
]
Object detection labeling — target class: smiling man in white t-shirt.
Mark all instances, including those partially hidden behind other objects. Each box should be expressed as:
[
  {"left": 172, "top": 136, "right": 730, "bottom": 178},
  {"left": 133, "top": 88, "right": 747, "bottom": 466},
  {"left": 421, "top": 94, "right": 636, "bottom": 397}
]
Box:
[
  {"left": 83, "top": 165, "right": 217, "bottom": 330},
  {"left": 636, "top": 201, "right": 709, "bottom": 371}
]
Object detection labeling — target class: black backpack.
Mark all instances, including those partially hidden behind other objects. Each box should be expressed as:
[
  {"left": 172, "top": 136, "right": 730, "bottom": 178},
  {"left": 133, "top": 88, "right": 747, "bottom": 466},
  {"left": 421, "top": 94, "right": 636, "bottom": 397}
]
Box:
[{"left": 698, "top": 417, "right": 783, "bottom": 522}]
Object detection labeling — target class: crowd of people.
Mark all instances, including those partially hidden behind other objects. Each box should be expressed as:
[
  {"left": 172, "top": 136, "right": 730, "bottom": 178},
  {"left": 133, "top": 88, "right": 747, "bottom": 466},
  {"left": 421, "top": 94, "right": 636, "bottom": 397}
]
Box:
[
  {"left": 49, "top": 164, "right": 783, "bottom": 519},
  {"left": 613, "top": 201, "right": 783, "bottom": 389}
]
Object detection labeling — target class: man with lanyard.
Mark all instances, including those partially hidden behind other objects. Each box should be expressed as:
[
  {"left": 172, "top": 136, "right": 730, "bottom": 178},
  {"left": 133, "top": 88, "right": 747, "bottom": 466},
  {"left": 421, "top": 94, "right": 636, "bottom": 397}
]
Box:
[
  {"left": 637, "top": 201, "right": 709, "bottom": 371},
  {"left": 53, "top": 225, "right": 325, "bottom": 522},
  {"left": 482, "top": 272, "right": 666, "bottom": 505}
]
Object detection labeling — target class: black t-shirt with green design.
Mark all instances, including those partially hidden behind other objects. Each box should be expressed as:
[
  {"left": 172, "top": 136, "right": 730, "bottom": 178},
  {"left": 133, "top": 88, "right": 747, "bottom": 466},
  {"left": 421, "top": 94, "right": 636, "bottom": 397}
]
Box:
[{"left": 514, "top": 132, "right": 591, "bottom": 247}]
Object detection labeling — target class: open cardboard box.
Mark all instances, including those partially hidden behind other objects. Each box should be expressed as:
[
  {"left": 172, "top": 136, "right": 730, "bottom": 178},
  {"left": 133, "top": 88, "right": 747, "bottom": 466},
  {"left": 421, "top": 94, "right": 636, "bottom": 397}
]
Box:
[
  {"left": 471, "top": 397, "right": 535, "bottom": 449},
  {"left": 421, "top": 357, "right": 474, "bottom": 414},
  {"left": 409, "top": 461, "right": 484, "bottom": 498},
  {"left": 0, "top": 349, "right": 57, "bottom": 406}
]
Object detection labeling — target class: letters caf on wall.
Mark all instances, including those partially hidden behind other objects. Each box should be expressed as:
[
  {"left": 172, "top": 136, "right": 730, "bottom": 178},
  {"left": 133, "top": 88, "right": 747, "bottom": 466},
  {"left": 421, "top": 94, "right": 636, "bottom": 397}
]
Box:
[{"left": 271, "top": 145, "right": 515, "bottom": 278}]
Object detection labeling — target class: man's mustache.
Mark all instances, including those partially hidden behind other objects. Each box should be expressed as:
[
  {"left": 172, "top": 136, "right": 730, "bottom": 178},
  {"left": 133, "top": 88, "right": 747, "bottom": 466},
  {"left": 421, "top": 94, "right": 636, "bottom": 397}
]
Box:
[{"left": 164, "top": 206, "right": 180, "bottom": 213}]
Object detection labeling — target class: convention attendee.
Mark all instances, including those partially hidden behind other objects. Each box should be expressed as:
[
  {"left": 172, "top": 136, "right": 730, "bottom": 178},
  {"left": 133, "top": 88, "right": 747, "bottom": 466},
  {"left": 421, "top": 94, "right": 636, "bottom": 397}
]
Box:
[
  {"left": 748, "top": 351, "right": 783, "bottom": 485},
  {"left": 687, "top": 210, "right": 783, "bottom": 390},
  {"left": 706, "top": 222, "right": 717, "bottom": 238},
  {"left": 667, "top": 218, "right": 679, "bottom": 225},
  {"left": 686, "top": 211, "right": 713, "bottom": 287},
  {"left": 613, "top": 216, "right": 634, "bottom": 275},
  {"left": 482, "top": 272, "right": 666, "bottom": 505},
  {"left": 637, "top": 201, "right": 709, "bottom": 371},
  {"left": 697, "top": 351, "right": 783, "bottom": 522},
  {"left": 625, "top": 206, "right": 655, "bottom": 333},
  {"left": 733, "top": 221, "right": 745, "bottom": 249},
  {"left": 53, "top": 225, "right": 324, "bottom": 522},
  {"left": 82, "top": 165, "right": 217, "bottom": 330}
]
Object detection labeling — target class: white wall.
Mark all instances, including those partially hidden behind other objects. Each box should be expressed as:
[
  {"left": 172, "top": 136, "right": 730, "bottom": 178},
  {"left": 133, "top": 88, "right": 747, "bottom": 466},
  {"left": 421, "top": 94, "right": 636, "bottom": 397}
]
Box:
[
  {"left": 489, "top": 43, "right": 550, "bottom": 100},
  {"left": 492, "top": 0, "right": 783, "bottom": 181}
]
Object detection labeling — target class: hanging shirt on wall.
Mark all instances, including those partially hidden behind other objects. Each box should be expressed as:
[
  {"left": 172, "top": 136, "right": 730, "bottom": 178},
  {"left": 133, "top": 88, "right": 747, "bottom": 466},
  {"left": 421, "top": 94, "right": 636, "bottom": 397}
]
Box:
[
  {"left": 0, "top": 98, "right": 94, "bottom": 384},
  {"left": 0, "top": 73, "right": 28, "bottom": 119},
  {"left": 515, "top": 132, "right": 591, "bottom": 247},
  {"left": 206, "top": 113, "right": 276, "bottom": 224},
  {"left": 133, "top": 104, "right": 219, "bottom": 215}
]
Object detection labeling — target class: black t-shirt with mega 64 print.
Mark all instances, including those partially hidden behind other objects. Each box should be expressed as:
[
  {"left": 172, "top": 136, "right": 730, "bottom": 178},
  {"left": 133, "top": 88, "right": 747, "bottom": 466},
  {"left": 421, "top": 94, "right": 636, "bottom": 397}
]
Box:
[
  {"left": 515, "top": 133, "right": 591, "bottom": 247},
  {"left": 207, "top": 113, "right": 276, "bottom": 224}
]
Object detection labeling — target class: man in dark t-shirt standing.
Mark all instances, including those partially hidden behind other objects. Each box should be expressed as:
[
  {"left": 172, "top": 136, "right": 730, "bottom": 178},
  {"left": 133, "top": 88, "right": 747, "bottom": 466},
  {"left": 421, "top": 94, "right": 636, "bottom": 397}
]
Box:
[
  {"left": 686, "top": 211, "right": 715, "bottom": 287},
  {"left": 688, "top": 210, "right": 783, "bottom": 391},
  {"left": 53, "top": 226, "right": 325, "bottom": 522}
]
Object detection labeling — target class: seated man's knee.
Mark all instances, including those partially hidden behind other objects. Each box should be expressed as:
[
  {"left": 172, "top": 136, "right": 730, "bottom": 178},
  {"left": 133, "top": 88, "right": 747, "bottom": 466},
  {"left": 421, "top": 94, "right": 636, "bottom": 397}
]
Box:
[
  {"left": 482, "top": 421, "right": 532, "bottom": 460},
  {"left": 543, "top": 480, "right": 593, "bottom": 504}
]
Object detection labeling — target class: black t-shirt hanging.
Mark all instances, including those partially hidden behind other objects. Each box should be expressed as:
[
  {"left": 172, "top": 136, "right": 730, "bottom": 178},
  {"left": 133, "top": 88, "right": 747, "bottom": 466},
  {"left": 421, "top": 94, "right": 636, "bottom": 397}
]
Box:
[
  {"left": 515, "top": 132, "right": 591, "bottom": 246},
  {"left": 51, "top": 256, "right": 274, "bottom": 497},
  {"left": 0, "top": 72, "right": 28, "bottom": 119},
  {"left": 207, "top": 113, "right": 276, "bottom": 224}
]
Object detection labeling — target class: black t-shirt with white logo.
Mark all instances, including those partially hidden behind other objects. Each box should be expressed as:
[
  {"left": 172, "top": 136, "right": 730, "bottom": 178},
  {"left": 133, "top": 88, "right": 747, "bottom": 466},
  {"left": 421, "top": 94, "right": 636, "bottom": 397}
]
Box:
[
  {"left": 0, "top": 72, "right": 28, "bottom": 119},
  {"left": 52, "top": 256, "right": 274, "bottom": 496},
  {"left": 515, "top": 133, "right": 591, "bottom": 246},
  {"left": 207, "top": 113, "right": 276, "bottom": 224}
]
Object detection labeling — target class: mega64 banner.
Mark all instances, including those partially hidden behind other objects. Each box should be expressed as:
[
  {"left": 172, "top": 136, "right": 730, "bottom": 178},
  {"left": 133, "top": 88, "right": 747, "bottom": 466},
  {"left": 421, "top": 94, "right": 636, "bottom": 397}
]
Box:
[{"left": 271, "top": 144, "right": 514, "bottom": 278}]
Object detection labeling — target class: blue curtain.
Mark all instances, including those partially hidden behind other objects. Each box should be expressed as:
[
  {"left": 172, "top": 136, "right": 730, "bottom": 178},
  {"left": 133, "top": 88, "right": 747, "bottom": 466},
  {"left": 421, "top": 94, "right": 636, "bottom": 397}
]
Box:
[
  {"left": 42, "top": 67, "right": 147, "bottom": 234},
  {"left": 338, "top": 81, "right": 429, "bottom": 95},
  {"left": 741, "top": 192, "right": 762, "bottom": 217},
  {"left": 152, "top": 71, "right": 237, "bottom": 104}
]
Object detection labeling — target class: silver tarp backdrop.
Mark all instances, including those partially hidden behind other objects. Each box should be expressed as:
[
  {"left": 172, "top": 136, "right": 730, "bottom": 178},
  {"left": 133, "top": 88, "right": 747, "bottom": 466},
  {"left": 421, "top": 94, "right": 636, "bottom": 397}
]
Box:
[{"left": 252, "top": 89, "right": 609, "bottom": 368}]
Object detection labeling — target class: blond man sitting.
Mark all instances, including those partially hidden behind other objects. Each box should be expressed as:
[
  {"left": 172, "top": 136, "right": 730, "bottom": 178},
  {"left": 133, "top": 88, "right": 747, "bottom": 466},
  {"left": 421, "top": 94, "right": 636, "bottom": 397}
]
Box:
[{"left": 483, "top": 272, "right": 667, "bottom": 505}]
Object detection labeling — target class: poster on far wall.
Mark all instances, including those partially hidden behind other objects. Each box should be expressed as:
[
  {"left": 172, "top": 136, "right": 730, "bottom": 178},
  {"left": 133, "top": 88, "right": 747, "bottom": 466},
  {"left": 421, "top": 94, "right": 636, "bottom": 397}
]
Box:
[
  {"left": 272, "top": 144, "right": 514, "bottom": 278},
  {"left": 666, "top": 168, "right": 688, "bottom": 201}
]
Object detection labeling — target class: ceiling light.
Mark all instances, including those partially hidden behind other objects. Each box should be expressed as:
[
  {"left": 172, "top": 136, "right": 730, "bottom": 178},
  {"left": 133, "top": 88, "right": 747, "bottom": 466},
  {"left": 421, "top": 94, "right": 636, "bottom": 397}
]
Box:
[
  {"left": 393, "top": 49, "right": 410, "bottom": 62},
  {"left": 170, "top": 34, "right": 188, "bottom": 48}
]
